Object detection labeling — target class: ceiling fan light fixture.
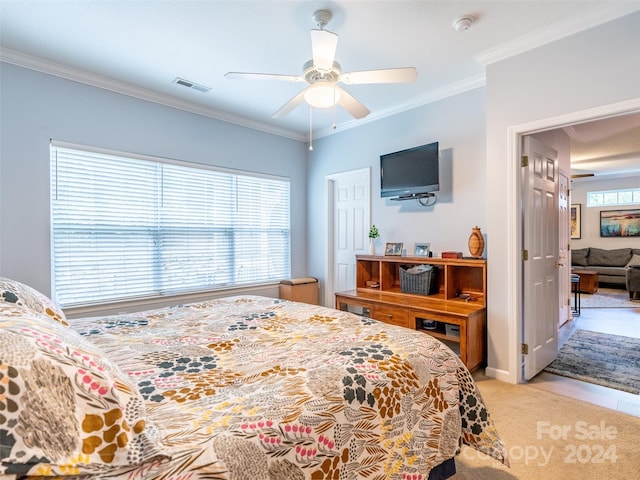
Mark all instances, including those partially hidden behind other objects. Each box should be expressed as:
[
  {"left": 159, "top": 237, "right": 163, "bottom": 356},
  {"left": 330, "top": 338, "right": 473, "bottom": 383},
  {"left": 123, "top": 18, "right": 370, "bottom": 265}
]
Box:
[{"left": 304, "top": 81, "right": 341, "bottom": 108}]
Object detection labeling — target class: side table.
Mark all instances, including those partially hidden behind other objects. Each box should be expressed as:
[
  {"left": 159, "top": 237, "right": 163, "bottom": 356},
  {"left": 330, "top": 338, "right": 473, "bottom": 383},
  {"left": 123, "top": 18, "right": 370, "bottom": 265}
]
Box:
[{"left": 571, "top": 269, "right": 599, "bottom": 294}]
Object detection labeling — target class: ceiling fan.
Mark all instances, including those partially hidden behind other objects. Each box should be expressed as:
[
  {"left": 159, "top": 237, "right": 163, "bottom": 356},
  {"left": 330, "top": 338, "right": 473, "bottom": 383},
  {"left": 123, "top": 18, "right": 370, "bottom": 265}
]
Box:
[
  {"left": 225, "top": 9, "right": 418, "bottom": 120},
  {"left": 571, "top": 173, "right": 595, "bottom": 179},
  {"left": 571, "top": 168, "right": 596, "bottom": 179}
]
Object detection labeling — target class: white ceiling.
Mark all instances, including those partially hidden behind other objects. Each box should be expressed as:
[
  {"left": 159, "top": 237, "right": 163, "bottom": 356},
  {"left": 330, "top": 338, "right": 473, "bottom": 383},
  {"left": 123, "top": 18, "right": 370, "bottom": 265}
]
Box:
[
  {"left": 1, "top": 0, "right": 639, "bottom": 175},
  {"left": 562, "top": 113, "right": 640, "bottom": 180}
]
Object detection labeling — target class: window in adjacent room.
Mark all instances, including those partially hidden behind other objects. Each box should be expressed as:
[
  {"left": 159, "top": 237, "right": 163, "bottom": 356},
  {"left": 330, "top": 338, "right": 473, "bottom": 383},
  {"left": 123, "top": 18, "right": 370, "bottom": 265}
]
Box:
[
  {"left": 586, "top": 188, "right": 640, "bottom": 207},
  {"left": 50, "top": 142, "right": 291, "bottom": 307}
]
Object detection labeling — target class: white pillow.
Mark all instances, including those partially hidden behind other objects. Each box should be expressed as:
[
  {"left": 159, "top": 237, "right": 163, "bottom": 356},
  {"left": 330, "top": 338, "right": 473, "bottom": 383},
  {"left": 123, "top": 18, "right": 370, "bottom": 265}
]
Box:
[{"left": 627, "top": 254, "right": 640, "bottom": 267}]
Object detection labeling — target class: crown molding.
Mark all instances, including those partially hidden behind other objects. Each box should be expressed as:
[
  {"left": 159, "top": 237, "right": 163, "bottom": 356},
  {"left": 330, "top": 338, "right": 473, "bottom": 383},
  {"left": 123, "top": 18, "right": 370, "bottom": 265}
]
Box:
[
  {"left": 2, "top": 4, "right": 637, "bottom": 145},
  {"left": 315, "top": 74, "right": 486, "bottom": 139},
  {"left": 0, "top": 47, "right": 306, "bottom": 142},
  {"left": 2, "top": 46, "right": 485, "bottom": 143},
  {"left": 476, "top": 2, "right": 640, "bottom": 66}
]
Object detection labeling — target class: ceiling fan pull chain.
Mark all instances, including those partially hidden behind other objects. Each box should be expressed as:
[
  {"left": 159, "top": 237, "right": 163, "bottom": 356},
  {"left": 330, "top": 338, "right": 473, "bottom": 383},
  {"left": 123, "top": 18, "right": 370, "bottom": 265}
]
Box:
[
  {"left": 332, "top": 87, "right": 337, "bottom": 130},
  {"left": 309, "top": 107, "right": 314, "bottom": 151}
]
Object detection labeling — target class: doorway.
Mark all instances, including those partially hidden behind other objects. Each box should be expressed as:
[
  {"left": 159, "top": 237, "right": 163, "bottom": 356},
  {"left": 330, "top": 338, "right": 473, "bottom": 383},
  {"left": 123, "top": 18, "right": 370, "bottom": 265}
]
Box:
[
  {"left": 324, "top": 168, "right": 371, "bottom": 307},
  {"left": 511, "top": 99, "right": 640, "bottom": 384}
]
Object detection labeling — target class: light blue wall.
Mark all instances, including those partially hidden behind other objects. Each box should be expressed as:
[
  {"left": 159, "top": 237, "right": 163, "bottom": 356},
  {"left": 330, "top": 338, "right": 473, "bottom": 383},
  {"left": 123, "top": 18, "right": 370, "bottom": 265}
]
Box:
[
  {"left": 0, "top": 63, "right": 308, "bottom": 298},
  {"left": 307, "top": 88, "right": 487, "bottom": 301}
]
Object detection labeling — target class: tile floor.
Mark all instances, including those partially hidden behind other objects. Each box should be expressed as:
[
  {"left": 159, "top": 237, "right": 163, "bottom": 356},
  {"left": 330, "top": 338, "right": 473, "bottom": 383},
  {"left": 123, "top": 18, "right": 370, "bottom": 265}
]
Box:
[{"left": 528, "top": 299, "right": 640, "bottom": 417}]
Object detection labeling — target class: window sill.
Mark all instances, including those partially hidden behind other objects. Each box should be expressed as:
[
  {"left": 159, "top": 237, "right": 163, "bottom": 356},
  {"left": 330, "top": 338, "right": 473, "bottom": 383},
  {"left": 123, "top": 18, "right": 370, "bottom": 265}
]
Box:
[{"left": 64, "top": 282, "right": 280, "bottom": 319}]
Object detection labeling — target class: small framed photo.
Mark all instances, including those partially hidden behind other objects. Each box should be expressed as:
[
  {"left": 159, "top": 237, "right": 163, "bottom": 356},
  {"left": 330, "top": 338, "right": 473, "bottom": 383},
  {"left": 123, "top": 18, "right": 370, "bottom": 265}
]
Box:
[
  {"left": 385, "top": 242, "right": 403, "bottom": 256},
  {"left": 414, "top": 243, "right": 430, "bottom": 257},
  {"left": 570, "top": 204, "right": 581, "bottom": 239}
]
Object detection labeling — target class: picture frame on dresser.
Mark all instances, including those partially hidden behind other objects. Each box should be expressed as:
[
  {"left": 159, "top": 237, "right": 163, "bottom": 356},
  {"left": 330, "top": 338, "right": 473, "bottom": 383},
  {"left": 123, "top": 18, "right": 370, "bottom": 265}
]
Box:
[
  {"left": 414, "top": 243, "right": 430, "bottom": 257},
  {"left": 385, "top": 242, "right": 403, "bottom": 256},
  {"left": 571, "top": 204, "right": 581, "bottom": 239}
]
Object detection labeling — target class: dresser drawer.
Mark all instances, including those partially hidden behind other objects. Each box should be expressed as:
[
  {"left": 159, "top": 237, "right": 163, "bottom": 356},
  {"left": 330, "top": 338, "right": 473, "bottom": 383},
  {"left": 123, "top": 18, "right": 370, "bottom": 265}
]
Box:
[
  {"left": 373, "top": 305, "right": 411, "bottom": 328},
  {"left": 335, "top": 295, "right": 374, "bottom": 318}
]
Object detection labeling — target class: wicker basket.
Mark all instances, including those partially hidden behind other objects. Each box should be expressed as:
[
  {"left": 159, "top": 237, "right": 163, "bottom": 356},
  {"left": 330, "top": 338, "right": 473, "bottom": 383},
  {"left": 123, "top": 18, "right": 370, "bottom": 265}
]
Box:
[{"left": 399, "top": 265, "right": 438, "bottom": 295}]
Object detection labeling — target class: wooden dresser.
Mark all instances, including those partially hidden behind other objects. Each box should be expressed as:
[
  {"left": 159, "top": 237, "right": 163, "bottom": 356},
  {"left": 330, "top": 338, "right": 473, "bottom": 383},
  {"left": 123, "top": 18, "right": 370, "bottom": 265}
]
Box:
[{"left": 335, "top": 255, "right": 487, "bottom": 372}]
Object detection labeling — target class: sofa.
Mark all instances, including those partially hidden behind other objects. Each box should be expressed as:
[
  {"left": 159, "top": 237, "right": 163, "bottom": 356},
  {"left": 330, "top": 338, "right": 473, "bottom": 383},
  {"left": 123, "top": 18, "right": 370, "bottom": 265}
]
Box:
[
  {"left": 571, "top": 247, "right": 640, "bottom": 287},
  {"left": 627, "top": 265, "right": 640, "bottom": 299}
]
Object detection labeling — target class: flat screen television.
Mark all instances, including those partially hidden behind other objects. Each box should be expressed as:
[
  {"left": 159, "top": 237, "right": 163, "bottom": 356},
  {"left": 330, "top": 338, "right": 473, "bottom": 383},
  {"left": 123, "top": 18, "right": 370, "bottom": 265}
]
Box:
[{"left": 380, "top": 141, "right": 439, "bottom": 199}]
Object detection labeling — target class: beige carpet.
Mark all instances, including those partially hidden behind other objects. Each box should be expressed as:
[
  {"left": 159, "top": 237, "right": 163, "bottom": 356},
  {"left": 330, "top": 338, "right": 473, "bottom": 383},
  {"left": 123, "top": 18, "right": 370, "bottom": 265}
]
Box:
[{"left": 451, "top": 375, "right": 640, "bottom": 479}]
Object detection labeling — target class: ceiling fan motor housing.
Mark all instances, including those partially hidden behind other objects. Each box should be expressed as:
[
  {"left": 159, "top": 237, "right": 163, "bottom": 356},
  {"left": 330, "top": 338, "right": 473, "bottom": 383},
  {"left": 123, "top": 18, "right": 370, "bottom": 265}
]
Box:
[{"left": 303, "top": 59, "right": 341, "bottom": 84}]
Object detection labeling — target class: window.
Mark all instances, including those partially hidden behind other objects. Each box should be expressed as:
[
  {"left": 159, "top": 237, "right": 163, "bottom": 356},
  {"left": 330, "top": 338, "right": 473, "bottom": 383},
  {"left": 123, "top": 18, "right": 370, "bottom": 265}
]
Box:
[
  {"left": 51, "top": 143, "right": 290, "bottom": 307},
  {"left": 587, "top": 188, "right": 640, "bottom": 207}
]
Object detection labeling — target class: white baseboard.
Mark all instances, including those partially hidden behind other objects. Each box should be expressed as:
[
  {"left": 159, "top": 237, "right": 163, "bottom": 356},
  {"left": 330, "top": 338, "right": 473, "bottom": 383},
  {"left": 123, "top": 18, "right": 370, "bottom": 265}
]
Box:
[{"left": 484, "top": 366, "right": 517, "bottom": 384}]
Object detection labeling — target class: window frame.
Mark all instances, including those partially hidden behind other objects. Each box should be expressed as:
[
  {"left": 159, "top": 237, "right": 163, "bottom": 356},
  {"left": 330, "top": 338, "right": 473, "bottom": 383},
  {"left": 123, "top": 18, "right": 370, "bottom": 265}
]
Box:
[
  {"left": 50, "top": 141, "right": 291, "bottom": 308},
  {"left": 586, "top": 188, "right": 640, "bottom": 207}
]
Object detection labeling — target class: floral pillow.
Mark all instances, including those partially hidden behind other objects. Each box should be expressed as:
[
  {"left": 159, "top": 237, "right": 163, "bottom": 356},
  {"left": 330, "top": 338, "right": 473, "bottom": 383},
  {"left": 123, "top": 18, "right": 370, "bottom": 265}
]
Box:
[
  {"left": 0, "top": 276, "right": 67, "bottom": 326},
  {"left": 0, "top": 303, "right": 168, "bottom": 476}
]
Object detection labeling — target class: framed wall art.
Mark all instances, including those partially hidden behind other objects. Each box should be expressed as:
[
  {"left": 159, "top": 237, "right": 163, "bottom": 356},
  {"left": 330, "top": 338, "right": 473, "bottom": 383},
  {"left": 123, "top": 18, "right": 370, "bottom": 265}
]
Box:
[
  {"left": 600, "top": 208, "right": 640, "bottom": 237},
  {"left": 570, "top": 204, "right": 581, "bottom": 239}
]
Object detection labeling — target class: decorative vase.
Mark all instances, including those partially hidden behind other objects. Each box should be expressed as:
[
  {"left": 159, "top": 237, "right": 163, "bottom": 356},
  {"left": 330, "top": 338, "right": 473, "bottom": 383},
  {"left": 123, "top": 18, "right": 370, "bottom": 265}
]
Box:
[
  {"left": 369, "top": 238, "right": 375, "bottom": 255},
  {"left": 468, "top": 226, "right": 485, "bottom": 258}
]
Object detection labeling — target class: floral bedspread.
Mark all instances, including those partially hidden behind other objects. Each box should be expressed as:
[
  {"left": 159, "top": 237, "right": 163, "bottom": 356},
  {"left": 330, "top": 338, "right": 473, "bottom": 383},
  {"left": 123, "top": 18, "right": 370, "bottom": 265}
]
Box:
[{"left": 66, "top": 295, "right": 507, "bottom": 479}]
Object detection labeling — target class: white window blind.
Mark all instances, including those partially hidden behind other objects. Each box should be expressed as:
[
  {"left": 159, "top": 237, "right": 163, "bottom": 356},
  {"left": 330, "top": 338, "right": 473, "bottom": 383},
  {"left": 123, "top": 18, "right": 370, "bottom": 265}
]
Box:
[{"left": 51, "top": 143, "right": 290, "bottom": 307}]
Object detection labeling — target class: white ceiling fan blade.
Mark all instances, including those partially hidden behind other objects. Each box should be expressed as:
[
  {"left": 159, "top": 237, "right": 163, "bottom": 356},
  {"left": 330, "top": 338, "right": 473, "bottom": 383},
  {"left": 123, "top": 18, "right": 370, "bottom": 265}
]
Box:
[
  {"left": 311, "top": 29, "right": 338, "bottom": 71},
  {"left": 571, "top": 173, "right": 595, "bottom": 179},
  {"left": 571, "top": 168, "right": 596, "bottom": 179},
  {"left": 337, "top": 87, "right": 370, "bottom": 119},
  {"left": 272, "top": 89, "right": 307, "bottom": 118},
  {"left": 225, "top": 72, "right": 304, "bottom": 83},
  {"left": 340, "top": 67, "right": 418, "bottom": 85}
]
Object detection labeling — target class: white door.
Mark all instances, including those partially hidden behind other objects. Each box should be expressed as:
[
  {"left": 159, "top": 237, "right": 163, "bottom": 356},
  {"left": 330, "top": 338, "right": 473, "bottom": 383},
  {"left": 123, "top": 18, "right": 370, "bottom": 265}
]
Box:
[
  {"left": 326, "top": 169, "right": 370, "bottom": 305},
  {"left": 523, "top": 136, "right": 559, "bottom": 380},
  {"left": 558, "top": 171, "right": 571, "bottom": 327}
]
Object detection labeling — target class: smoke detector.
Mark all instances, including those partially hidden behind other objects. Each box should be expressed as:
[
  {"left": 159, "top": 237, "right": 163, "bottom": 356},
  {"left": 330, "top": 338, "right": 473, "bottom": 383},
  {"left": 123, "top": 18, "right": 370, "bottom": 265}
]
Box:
[{"left": 453, "top": 16, "right": 473, "bottom": 32}]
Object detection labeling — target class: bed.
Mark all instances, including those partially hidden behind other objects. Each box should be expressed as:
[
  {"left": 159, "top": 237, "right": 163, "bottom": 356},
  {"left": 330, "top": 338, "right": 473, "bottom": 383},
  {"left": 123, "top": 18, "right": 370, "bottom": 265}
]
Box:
[{"left": 0, "top": 277, "right": 508, "bottom": 479}]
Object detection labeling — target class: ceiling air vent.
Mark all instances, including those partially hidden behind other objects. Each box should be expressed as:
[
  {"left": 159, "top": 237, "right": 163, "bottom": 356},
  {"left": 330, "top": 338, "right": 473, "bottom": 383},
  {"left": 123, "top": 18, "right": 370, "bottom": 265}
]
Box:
[{"left": 173, "top": 77, "right": 211, "bottom": 93}]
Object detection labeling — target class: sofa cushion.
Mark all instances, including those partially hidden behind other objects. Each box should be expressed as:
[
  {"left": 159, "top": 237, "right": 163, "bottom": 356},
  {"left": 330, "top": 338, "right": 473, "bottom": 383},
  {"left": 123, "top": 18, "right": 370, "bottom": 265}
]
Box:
[
  {"left": 627, "top": 253, "right": 640, "bottom": 267},
  {"left": 571, "top": 248, "right": 590, "bottom": 267},
  {"left": 590, "top": 266, "right": 627, "bottom": 277},
  {"left": 588, "top": 248, "right": 632, "bottom": 267}
]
